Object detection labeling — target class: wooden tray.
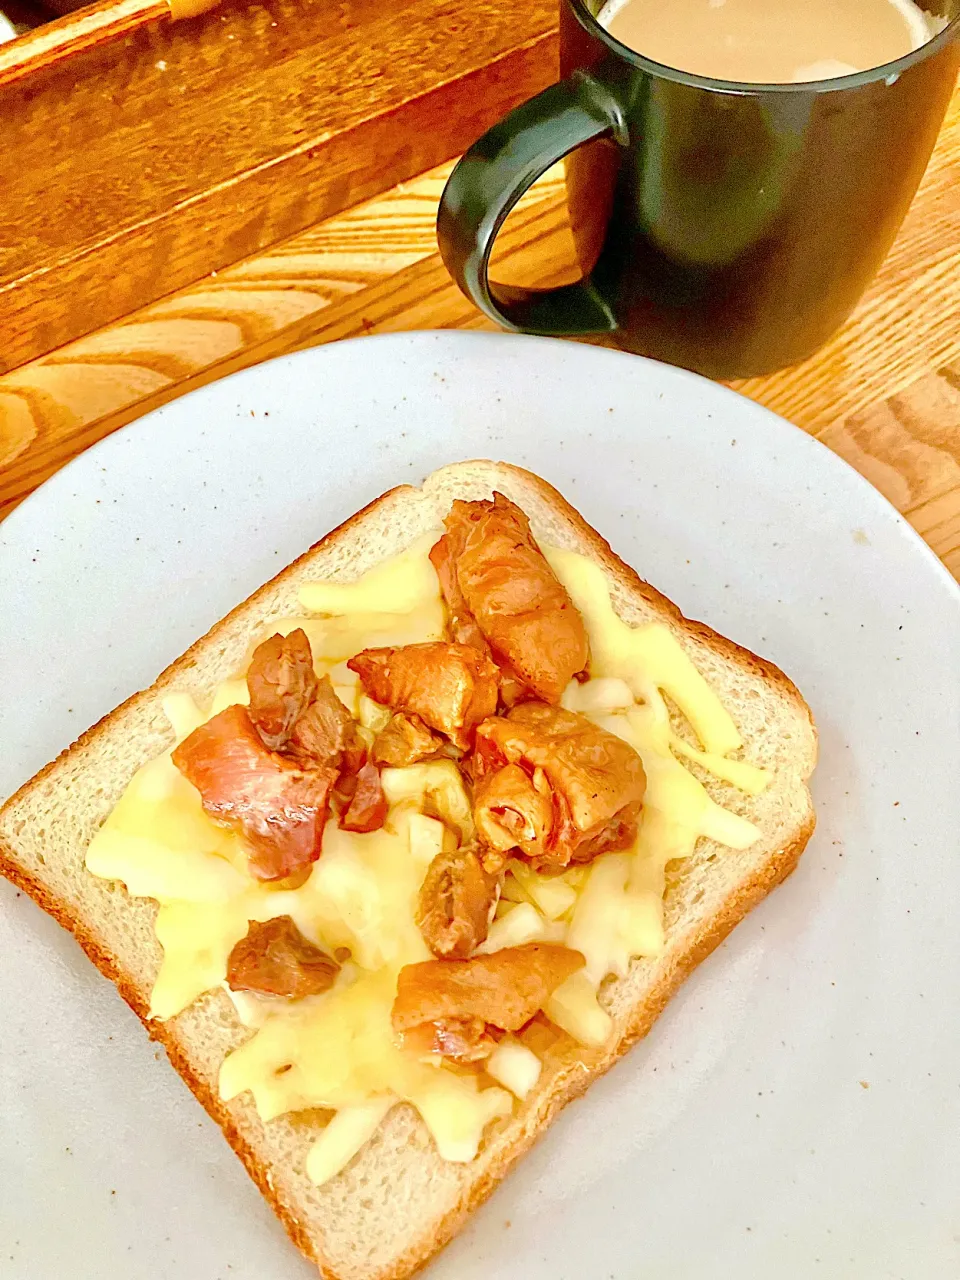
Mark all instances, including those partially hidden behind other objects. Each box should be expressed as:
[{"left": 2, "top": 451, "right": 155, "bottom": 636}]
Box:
[
  {"left": 0, "top": 0, "right": 557, "bottom": 372},
  {"left": 2, "top": 87, "right": 957, "bottom": 562}
]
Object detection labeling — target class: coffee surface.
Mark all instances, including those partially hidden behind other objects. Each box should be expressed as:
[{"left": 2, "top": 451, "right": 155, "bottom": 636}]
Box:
[{"left": 599, "top": 0, "right": 935, "bottom": 83}]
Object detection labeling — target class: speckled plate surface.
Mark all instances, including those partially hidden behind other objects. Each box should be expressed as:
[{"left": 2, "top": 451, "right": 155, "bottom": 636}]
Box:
[{"left": 1, "top": 332, "right": 958, "bottom": 1280}]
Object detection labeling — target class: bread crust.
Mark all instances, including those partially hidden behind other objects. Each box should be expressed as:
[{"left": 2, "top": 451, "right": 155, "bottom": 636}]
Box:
[{"left": 0, "top": 461, "right": 816, "bottom": 1280}]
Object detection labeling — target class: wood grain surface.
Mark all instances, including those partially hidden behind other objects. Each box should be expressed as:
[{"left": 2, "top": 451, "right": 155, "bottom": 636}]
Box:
[
  {"left": 0, "top": 0, "right": 557, "bottom": 371},
  {"left": 0, "top": 0, "right": 223, "bottom": 89},
  {"left": 1, "top": 88, "right": 958, "bottom": 580},
  {"left": 0, "top": 0, "right": 168, "bottom": 90}
]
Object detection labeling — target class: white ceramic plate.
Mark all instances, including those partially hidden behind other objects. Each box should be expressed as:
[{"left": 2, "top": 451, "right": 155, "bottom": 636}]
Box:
[{"left": 1, "top": 332, "right": 957, "bottom": 1280}]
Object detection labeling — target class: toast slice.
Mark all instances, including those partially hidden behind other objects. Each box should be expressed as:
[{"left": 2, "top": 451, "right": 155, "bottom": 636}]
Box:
[{"left": 0, "top": 460, "right": 816, "bottom": 1280}]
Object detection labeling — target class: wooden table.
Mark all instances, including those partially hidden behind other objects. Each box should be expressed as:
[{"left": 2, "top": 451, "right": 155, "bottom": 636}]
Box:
[{"left": 1, "top": 87, "right": 958, "bottom": 580}]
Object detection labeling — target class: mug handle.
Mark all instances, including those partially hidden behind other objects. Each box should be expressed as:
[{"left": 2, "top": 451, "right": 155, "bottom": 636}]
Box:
[{"left": 437, "top": 73, "right": 624, "bottom": 336}]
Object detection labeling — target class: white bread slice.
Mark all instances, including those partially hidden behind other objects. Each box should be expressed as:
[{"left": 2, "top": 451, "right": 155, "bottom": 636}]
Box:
[{"left": 0, "top": 461, "right": 816, "bottom": 1280}]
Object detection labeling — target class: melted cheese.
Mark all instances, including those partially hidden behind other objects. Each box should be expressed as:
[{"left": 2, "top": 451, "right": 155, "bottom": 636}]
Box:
[
  {"left": 547, "top": 546, "right": 742, "bottom": 755},
  {"left": 477, "top": 901, "right": 547, "bottom": 953},
  {"left": 486, "top": 1038, "right": 542, "bottom": 1099},
  {"left": 545, "top": 971, "right": 613, "bottom": 1046},
  {"left": 297, "top": 533, "right": 444, "bottom": 618},
  {"left": 551, "top": 547, "right": 770, "bottom": 988},
  {"left": 86, "top": 754, "right": 249, "bottom": 904},
  {"left": 86, "top": 533, "right": 774, "bottom": 1186},
  {"left": 508, "top": 861, "right": 577, "bottom": 920},
  {"left": 305, "top": 1098, "right": 395, "bottom": 1185},
  {"left": 380, "top": 760, "right": 475, "bottom": 843},
  {"left": 220, "top": 964, "right": 510, "bottom": 1158},
  {"left": 263, "top": 612, "right": 445, "bottom": 675}
]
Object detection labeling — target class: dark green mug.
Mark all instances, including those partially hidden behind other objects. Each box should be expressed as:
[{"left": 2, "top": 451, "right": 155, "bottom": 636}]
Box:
[{"left": 437, "top": 1, "right": 959, "bottom": 379}]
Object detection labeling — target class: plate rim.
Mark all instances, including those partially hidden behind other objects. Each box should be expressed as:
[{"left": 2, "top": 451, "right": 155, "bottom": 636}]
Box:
[{"left": 3, "top": 330, "right": 958, "bottom": 607}]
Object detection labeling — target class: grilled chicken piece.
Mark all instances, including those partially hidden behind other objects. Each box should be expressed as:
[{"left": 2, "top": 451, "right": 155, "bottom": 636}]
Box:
[
  {"left": 339, "top": 761, "right": 389, "bottom": 833},
  {"left": 172, "top": 704, "right": 337, "bottom": 881},
  {"left": 290, "top": 673, "right": 366, "bottom": 774},
  {"left": 473, "top": 703, "right": 646, "bottom": 871},
  {"left": 392, "top": 943, "right": 585, "bottom": 1052},
  {"left": 568, "top": 810, "right": 642, "bottom": 865},
  {"left": 371, "top": 712, "right": 443, "bottom": 768},
  {"left": 473, "top": 762, "right": 553, "bottom": 852},
  {"left": 429, "top": 535, "right": 527, "bottom": 707},
  {"left": 399, "top": 1015, "right": 498, "bottom": 1063},
  {"left": 348, "top": 642, "right": 498, "bottom": 748},
  {"left": 417, "top": 845, "right": 501, "bottom": 959},
  {"left": 174, "top": 632, "right": 386, "bottom": 879},
  {"left": 247, "top": 628, "right": 318, "bottom": 751},
  {"left": 226, "top": 916, "right": 339, "bottom": 999},
  {"left": 247, "top": 629, "right": 365, "bottom": 771},
  {"left": 430, "top": 494, "right": 589, "bottom": 704},
  {"left": 429, "top": 532, "right": 490, "bottom": 653}
]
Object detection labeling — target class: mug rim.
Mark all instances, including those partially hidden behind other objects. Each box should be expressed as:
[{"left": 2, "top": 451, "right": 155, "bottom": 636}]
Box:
[{"left": 569, "top": 0, "right": 960, "bottom": 94}]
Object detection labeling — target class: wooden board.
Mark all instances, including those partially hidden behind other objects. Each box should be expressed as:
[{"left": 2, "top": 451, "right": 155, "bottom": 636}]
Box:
[
  {"left": 1, "top": 87, "right": 958, "bottom": 580},
  {"left": 0, "top": 0, "right": 557, "bottom": 373}
]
